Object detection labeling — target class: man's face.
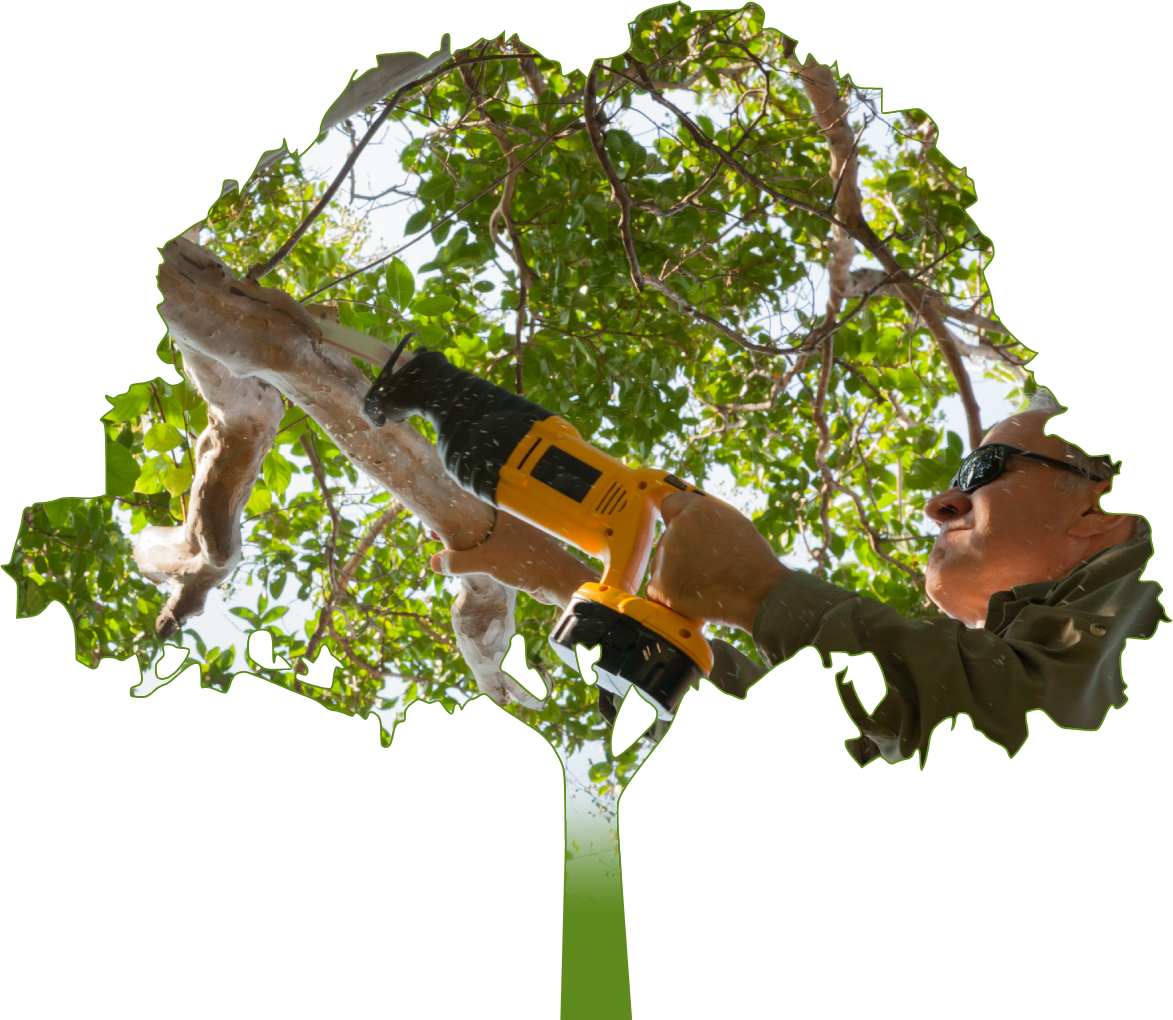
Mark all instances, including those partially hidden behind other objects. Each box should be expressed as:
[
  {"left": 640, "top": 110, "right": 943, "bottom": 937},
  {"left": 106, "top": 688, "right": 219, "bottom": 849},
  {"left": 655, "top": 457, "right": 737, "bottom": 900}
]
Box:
[{"left": 923, "top": 410, "right": 1101, "bottom": 627}]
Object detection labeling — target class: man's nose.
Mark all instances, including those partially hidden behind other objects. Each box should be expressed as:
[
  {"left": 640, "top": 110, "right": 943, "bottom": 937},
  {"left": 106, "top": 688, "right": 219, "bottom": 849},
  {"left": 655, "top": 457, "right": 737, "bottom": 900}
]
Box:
[{"left": 925, "top": 488, "right": 973, "bottom": 521}]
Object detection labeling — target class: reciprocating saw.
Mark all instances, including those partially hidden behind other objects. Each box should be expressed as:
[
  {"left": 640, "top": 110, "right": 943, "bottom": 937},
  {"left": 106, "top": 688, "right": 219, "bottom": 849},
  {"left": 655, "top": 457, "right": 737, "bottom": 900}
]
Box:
[{"left": 362, "top": 340, "right": 722, "bottom": 725}]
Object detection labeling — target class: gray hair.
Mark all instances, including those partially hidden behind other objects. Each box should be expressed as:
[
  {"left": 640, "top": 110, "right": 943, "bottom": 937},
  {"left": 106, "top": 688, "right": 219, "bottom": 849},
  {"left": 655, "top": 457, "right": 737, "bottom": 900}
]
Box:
[{"left": 1022, "top": 388, "right": 1119, "bottom": 494}]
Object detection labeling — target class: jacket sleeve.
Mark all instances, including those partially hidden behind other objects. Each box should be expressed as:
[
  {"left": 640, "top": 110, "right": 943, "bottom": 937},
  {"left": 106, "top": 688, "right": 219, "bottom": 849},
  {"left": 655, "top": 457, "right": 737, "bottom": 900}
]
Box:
[
  {"left": 706, "top": 638, "right": 769, "bottom": 700},
  {"left": 747, "top": 571, "right": 1153, "bottom": 767}
]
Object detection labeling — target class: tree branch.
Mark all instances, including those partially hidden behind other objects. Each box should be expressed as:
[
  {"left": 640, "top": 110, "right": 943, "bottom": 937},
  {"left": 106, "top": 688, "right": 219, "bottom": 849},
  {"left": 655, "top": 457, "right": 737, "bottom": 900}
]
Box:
[
  {"left": 247, "top": 97, "right": 401, "bottom": 280},
  {"left": 133, "top": 346, "right": 284, "bottom": 637},
  {"left": 811, "top": 336, "right": 836, "bottom": 576},
  {"left": 584, "top": 63, "right": 644, "bottom": 292},
  {"left": 510, "top": 36, "right": 546, "bottom": 98},
  {"left": 301, "top": 501, "right": 405, "bottom": 670},
  {"left": 299, "top": 431, "right": 341, "bottom": 585},
  {"left": 616, "top": 52, "right": 985, "bottom": 407},
  {"left": 790, "top": 57, "right": 985, "bottom": 450},
  {"left": 301, "top": 120, "right": 583, "bottom": 302},
  {"left": 844, "top": 267, "right": 1007, "bottom": 334},
  {"left": 155, "top": 238, "right": 555, "bottom": 708}
]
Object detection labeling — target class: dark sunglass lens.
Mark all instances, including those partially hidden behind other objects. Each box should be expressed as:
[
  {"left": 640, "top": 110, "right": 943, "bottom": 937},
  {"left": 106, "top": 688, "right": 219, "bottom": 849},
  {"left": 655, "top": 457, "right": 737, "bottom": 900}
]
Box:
[{"left": 953, "top": 446, "right": 1004, "bottom": 493}]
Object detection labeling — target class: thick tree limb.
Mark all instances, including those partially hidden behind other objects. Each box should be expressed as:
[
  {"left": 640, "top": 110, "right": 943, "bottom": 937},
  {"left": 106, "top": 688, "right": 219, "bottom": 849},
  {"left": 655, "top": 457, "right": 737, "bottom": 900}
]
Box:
[
  {"left": 449, "top": 575, "right": 530, "bottom": 708},
  {"left": 133, "top": 347, "right": 284, "bottom": 637},
  {"left": 509, "top": 36, "right": 546, "bottom": 98},
  {"left": 151, "top": 237, "right": 557, "bottom": 707},
  {"left": 792, "top": 58, "right": 985, "bottom": 450}
]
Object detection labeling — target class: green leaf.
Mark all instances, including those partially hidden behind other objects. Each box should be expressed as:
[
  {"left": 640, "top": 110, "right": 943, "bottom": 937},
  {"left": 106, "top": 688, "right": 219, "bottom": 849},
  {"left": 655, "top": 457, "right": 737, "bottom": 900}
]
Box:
[
  {"left": 103, "top": 384, "right": 152, "bottom": 423},
  {"left": 134, "top": 457, "right": 168, "bottom": 495},
  {"left": 413, "top": 294, "right": 456, "bottom": 317},
  {"left": 159, "top": 461, "right": 193, "bottom": 497},
  {"left": 413, "top": 323, "right": 447, "bottom": 346},
  {"left": 886, "top": 171, "right": 913, "bottom": 194},
  {"left": 417, "top": 176, "right": 446, "bottom": 202},
  {"left": 386, "top": 257, "right": 415, "bottom": 308},
  {"left": 186, "top": 401, "right": 208, "bottom": 436},
  {"left": 105, "top": 439, "right": 141, "bottom": 497},
  {"left": 143, "top": 423, "right": 184, "bottom": 454},
  {"left": 22, "top": 582, "right": 46, "bottom": 617},
  {"left": 245, "top": 482, "right": 272, "bottom": 516},
  {"left": 39, "top": 579, "right": 71, "bottom": 606},
  {"left": 263, "top": 450, "right": 292, "bottom": 494},
  {"left": 41, "top": 498, "right": 81, "bottom": 528},
  {"left": 274, "top": 406, "right": 307, "bottom": 445},
  {"left": 337, "top": 301, "right": 366, "bottom": 332},
  {"left": 404, "top": 209, "right": 430, "bottom": 235}
]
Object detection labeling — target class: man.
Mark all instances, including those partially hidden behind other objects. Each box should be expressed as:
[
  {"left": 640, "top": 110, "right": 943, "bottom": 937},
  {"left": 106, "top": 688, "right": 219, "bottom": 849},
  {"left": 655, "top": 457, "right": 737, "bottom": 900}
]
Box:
[{"left": 431, "top": 404, "right": 1164, "bottom": 765}]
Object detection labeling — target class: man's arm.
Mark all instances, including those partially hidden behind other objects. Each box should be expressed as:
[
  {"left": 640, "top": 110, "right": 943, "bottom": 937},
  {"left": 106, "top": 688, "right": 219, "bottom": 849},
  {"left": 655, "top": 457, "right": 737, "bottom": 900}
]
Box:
[{"left": 648, "top": 493, "right": 1161, "bottom": 767}]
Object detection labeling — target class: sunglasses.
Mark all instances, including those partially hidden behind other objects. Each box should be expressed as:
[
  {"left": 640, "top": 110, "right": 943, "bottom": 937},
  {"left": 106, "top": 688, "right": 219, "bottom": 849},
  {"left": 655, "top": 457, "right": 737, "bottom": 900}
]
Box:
[{"left": 949, "top": 443, "right": 1114, "bottom": 495}]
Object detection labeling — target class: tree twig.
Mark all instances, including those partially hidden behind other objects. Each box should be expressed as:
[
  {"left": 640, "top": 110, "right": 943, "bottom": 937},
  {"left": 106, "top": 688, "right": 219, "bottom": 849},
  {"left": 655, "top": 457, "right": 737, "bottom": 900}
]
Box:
[
  {"left": 584, "top": 63, "right": 644, "bottom": 292},
  {"left": 300, "top": 501, "right": 404, "bottom": 669},
  {"left": 247, "top": 97, "right": 402, "bottom": 280},
  {"left": 246, "top": 50, "right": 536, "bottom": 280},
  {"left": 299, "top": 432, "right": 341, "bottom": 586},
  {"left": 300, "top": 121, "right": 582, "bottom": 302}
]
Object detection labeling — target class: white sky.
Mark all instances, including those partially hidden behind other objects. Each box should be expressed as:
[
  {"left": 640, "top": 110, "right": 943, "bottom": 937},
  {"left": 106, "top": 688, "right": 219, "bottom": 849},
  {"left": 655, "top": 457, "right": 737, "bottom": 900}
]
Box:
[{"left": 126, "top": 77, "right": 1027, "bottom": 830}]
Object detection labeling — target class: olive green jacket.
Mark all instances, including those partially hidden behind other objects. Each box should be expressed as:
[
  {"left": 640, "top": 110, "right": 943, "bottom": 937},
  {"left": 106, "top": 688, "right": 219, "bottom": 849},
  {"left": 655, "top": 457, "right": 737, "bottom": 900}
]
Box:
[{"left": 706, "top": 519, "right": 1166, "bottom": 767}]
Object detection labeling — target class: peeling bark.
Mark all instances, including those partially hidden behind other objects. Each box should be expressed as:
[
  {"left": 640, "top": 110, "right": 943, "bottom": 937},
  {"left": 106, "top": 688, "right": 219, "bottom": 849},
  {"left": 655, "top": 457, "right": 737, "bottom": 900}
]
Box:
[
  {"left": 133, "top": 348, "right": 284, "bottom": 637},
  {"left": 147, "top": 237, "right": 547, "bottom": 706},
  {"left": 451, "top": 575, "right": 543, "bottom": 710}
]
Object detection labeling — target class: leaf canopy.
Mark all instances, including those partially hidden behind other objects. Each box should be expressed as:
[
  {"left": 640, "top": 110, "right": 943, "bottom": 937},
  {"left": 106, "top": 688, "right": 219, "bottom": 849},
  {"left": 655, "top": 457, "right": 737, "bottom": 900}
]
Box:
[{"left": 5, "top": 4, "right": 1035, "bottom": 798}]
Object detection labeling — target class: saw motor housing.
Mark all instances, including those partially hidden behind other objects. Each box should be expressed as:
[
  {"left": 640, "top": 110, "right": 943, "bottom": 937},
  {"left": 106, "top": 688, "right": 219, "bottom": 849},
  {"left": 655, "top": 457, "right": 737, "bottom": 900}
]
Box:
[{"left": 364, "top": 350, "right": 716, "bottom": 722}]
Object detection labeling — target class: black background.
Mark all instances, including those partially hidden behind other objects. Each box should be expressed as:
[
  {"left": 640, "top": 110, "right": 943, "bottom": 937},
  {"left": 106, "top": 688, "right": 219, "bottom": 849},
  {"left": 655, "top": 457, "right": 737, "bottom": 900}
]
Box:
[{"left": 13, "top": 13, "right": 1158, "bottom": 1012}]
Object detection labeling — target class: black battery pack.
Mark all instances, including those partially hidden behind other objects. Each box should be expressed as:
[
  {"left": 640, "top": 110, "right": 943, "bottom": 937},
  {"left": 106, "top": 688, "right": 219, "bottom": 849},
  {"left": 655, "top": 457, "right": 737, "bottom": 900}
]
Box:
[{"left": 549, "top": 596, "right": 702, "bottom": 724}]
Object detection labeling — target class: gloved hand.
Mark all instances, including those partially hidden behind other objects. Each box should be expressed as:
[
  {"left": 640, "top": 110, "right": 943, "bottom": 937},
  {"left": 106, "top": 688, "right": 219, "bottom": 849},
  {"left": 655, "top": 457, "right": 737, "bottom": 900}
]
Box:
[
  {"left": 646, "top": 491, "right": 788, "bottom": 632},
  {"left": 430, "top": 510, "right": 598, "bottom": 608}
]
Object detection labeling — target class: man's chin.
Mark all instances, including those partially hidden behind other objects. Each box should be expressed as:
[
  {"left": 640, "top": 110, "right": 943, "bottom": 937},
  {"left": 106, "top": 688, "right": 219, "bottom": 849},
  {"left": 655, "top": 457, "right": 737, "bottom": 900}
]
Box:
[{"left": 925, "top": 565, "right": 974, "bottom": 622}]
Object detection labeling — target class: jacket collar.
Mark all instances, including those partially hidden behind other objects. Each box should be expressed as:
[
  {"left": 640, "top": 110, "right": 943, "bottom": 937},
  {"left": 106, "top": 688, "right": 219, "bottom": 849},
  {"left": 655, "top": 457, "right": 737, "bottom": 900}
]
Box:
[{"left": 983, "top": 517, "right": 1152, "bottom": 631}]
